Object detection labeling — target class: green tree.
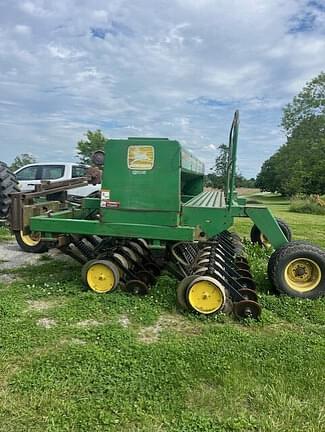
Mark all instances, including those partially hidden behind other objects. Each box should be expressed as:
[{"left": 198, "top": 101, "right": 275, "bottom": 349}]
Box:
[
  {"left": 282, "top": 71, "right": 325, "bottom": 135},
  {"left": 10, "top": 153, "right": 36, "bottom": 171},
  {"left": 256, "top": 115, "right": 325, "bottom": 195},
  {"left": 257, "top": 72, "right": 325, "bottom": 196},
  {"left": 76, "top": 130, "right": 107, "bottom": 165},
  {"left": 207, "top": 145, "right": 255, "bottom": 189},
  {"left": 236, "top": 174, "right": 256, "bottom": 188},
  {"left": 208, "top": 144, "right": 229, "bottom": 189}
]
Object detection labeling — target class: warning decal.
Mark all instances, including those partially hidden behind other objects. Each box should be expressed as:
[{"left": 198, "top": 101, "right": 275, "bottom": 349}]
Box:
[
  {"left": 100, "top": 190, "right": 119, "bottom": 208},
  {"left": 127, "top": 146, "right": 154, "bottom": 170}
]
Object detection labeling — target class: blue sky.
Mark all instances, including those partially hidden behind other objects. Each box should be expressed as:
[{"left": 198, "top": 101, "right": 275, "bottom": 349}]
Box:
[{"left": 0, "top": 0, "right": 324, "bottom": 177}]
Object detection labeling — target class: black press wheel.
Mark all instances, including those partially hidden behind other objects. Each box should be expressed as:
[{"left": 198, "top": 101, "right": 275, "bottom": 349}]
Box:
[
  {"left": 270, "top": 241, "right": 325, "bottom": 298},
  {"left": 251, "top": 218, "right": 292, "bottom": 247},
  {"left": 125, "top": 279, "right": 150, "bottom": 295},
  {"left": 14, "top": 230, "right": 48, "bottom": 253}
]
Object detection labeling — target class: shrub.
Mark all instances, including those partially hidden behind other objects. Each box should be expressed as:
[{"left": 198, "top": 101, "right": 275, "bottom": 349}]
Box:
[{"left": 289, "top": 196, "right": 325, "bottom": 215}]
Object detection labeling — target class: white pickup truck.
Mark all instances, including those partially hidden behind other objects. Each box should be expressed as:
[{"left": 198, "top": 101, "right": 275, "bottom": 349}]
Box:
[{"left": 15, "top": 162, "right": 100, "bottom": 199}]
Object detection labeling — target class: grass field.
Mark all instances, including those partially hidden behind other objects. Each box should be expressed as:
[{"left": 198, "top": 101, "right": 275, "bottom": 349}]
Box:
[{"left": 0, "top": 195, "right": 324, "bottom": 432}]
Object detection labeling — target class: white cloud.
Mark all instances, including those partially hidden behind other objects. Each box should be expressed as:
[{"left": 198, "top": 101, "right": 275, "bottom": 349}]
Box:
[
  {"left": 0, "top": 0, "right": 324, "bottom": 177},
  {"left": 92, "top": 10, "right": 109, "bottom": 21},
  {"left": 14, "top": 24, "right": 31, "bottom": 35},
  {"left": 20, "top": 1, "right": 49, "bottom": 17}
]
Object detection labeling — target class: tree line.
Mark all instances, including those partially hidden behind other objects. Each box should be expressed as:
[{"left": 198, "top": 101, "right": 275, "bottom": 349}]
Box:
[{"left": 256, "top": 72, "right": 325, "bottom": 196}]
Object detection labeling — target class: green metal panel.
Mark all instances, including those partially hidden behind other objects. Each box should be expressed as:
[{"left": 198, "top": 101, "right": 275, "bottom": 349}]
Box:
[
  {"left": 30, "top": 215, "right": 195, "bottom": 241},
  {"left": 101, "top": 209, "right": 179, "bottom": 226},
  {"left": 181, "top": 148, "right": 204, "bottom": 175},
  {"left": 182, "top": 207, "right": 233, "bottom": 239},
  {"left": 184, "top": 191, "right": 226, "bottom": 208},
  {"left": 101, "top": 138, "right": 181, "bottom": 221},
  {"left": 245, "top": 206, "right": 288, "bottom": 248},
  {"left": 181, "top": 172, "right": 204, "bottom": 201},
  {"left": 100, "top": 137, "right": 205, "bottom": 226}
]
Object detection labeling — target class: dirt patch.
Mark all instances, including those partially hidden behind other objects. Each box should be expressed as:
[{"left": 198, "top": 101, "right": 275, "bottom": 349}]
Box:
[
  {"left": 0, "top": 274, "right": 17, "bottom": 284},
  {"left": 36, "top": 318, "right": 56, "bottom": 329},
  {"left": 27, "top": 299, "right": 63, "bottom": 312},
  {"left": 138, "top": 313, "right": 202, "bottom": 343},
  {"left": 75, "top": 319, "right": 101, "bottom": 327},
  {"left": 0, "top": 240, "right": 72, "bottom": 271},
  {"left": 236, "top": 187, "right": 260, "bottom": 196},
  {"left": 118, "top": 315, "right": 130, "bottom": 328},
  {"left": 60, "top": 337, "right": 87, "bottom": 346}
]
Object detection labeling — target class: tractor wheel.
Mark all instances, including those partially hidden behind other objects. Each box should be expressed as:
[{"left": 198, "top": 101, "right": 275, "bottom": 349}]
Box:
[
  {"left": 0, "top": 161, "right": 19, "bottom": 220},
  {"left": 14, "top": 230, "right": 48, "bottom": 253},
  {"left": 270, "top": 241, "right": 325, "bottom": 298},
  {"left": 82, "top": 259, "right": 120, "bottom": 293},
  {"left": 250, "top": 218, "right": 292, "bottom": 247}
]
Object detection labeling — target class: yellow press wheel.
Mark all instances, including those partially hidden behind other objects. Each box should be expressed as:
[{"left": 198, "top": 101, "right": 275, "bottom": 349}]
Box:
[
  {"left": 14, "top": 230, "right": 48, "bottom": 253},
  {"left": 82, "top": 260, "right": 119, "bottom": 294},
  {"left": 270, "top": 241, "right": 325, "bottom": 298},
  {"left": 186, "top": 276, "right": 226, "bottom": 315}
]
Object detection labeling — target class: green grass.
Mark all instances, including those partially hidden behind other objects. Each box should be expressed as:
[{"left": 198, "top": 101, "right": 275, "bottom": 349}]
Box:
[
  {"left": 0, "top": 224, "right": 12, "bottom": 242},
  {"left": 0, "top": 197, "right": 324, "bottom": 431},
  {"left": 234, "top": 193, "right": 325, "bottom": 248}
]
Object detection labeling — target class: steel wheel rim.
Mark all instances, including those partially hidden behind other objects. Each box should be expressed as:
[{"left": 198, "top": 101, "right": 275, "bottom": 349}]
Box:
[
  {"left": 187, "top": 278, "right": 225, "bottom": 314},
  {"left": 259, "top": 232, "right": 271, "bottom": 247},
  {"left": 284, "top": 258, "right": 321, "bottom": 292},
  {"left": 20, "top": 231, "right": 41, "bottom": 246},
  {"left": 87, "top": 263, "right": 116, "bottom": 293}
]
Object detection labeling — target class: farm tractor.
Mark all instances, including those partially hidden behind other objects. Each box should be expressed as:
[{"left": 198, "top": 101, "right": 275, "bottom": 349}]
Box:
[{"left": 3, "top": 111, "right": 325, "bottom": 319}]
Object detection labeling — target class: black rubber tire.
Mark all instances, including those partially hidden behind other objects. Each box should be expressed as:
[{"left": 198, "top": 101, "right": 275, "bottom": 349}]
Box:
[
  {"left": 251, "top": 218, "right": 292, "bottom": 246},
  {"left": 176, "top": 275, "right": 198, "bottom": 310},
  {"left": 270, "top": 241, "right": 325, "bottom": 298},
  {"left": 125, "top": 279, "right": 149, "bottom": 295},
  {"left": 0, "top": 162, "right": 19, "bottom": 219},
  {"left": 14, "top": 230, "right": 48, "bottom": 253}
]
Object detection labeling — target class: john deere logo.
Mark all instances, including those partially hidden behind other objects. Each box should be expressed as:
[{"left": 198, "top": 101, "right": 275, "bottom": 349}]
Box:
[{"left": 127, "top": 146, "right": 154, "bottom": 170}]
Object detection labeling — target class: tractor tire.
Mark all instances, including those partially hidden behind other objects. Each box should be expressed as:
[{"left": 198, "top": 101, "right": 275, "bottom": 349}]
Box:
[
  {"left": 14, "top": 230, "right": 48, "bottom": 253},
  {"left": 0, "top": 162, "right": 19, "bottom": 220},
  {"left": 251, "top": 218, "right": 292, "bottom": 247},
  {"left": 270, "top": 241, "right": 325, "bottom": 298}
]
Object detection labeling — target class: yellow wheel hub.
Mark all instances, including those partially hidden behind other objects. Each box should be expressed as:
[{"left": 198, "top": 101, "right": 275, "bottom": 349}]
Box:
[
  {"left": 20, "top": 231, "right": 41, "bottom": 247},
  {"left": 187, "top": 279, "right": 225, "bottom": 314},
  {"left": 284, "top": 258, "right": 321, "bottom": 292},
  {"left": 87, "top": 263, "right": 116, "bottom": 293}
]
